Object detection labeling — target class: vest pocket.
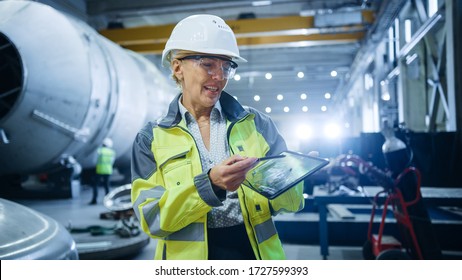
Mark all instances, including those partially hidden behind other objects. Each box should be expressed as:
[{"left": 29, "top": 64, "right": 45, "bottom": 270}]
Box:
[
  {"left": 155, "top": 145, "right": 193, "bottom": 188},
  {"left": 164, "top": 159, "right": 192, "bottom": 188}
]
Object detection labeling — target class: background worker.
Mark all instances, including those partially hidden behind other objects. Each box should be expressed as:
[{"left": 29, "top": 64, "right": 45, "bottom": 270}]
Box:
[
  {"left": 131, "top": 14, "right": 305, "bottom": 260},
  {"left": 90, "top": 138, "right": 116, "bottom": 205},
  {"left": 60, "top": 154, "right": 82, "bottom": 198}
]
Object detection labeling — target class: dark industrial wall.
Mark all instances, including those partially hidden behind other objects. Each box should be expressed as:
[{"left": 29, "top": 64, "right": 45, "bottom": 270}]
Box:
[
  {"left": 360, "top": 132, "right": 461, "bottom": 188},
  {"left": 454, "top": 0, "right": 462, "bottom": 153}
]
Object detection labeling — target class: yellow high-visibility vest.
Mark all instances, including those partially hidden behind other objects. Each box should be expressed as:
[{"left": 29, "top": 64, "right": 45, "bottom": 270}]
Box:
[
  {"left": 96, "top": 147, "right": 115, "bottom": 175},
  {"left": 131, "top": 92, "right": 304, "bottom": 260}
]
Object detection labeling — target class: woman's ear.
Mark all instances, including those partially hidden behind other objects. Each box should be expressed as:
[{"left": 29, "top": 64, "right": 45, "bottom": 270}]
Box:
[{"left": 172, "top": 60, "right": 183, "bottom": 81}]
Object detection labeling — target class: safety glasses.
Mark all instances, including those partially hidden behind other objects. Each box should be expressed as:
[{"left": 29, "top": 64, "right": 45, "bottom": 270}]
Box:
[{"left": 180, "top": 55, "right": 238, "bottom": 80}]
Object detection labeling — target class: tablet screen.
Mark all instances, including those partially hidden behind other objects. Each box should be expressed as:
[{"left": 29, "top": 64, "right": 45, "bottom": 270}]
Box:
[{"left": 243, "top": 151, "right": 329, "bottom": 199}]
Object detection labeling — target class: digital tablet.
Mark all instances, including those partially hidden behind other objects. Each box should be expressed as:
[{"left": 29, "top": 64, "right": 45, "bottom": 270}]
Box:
[{"left": 243, "top": 151, "right": 329, "bottom": 199}]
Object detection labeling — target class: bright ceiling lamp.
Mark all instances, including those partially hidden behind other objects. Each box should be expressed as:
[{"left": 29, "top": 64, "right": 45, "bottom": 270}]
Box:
[
  {"left": 252, "top": 1, "right": 272, "bottom": 6},
  {"left": 381, "top": 92, "right": 391, "bottom": 101},
  {"left": 265, "top": 73, "right": 272, "bottom": 80},
  {"left": 330, "top": 70, "right": 338, "bottom": 77},
  {"left": 297, "top": 71, "right": 304, "bottom": 78},
  {"left": 234, "top": 74, "right": 241, "bottom": 81},
  {"left": 324, "top": 123, "right": 341, "bottom": 139}
]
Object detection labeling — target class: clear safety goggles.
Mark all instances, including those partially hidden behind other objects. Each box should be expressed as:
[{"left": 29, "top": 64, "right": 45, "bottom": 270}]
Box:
[{"left": 180, "top": 55, "right": 238, "bottom": 80}]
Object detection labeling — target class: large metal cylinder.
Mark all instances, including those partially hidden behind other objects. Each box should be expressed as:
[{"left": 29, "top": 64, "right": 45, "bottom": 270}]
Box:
[{"left": 0, "top": 1, "right": 174, "bottom": 175}]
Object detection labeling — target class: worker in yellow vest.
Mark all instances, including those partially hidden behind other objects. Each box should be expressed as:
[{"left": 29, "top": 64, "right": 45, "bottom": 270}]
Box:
[
  {"left": 90, "top": 138, "right": 116, "bottom": 205},
  {"left": 131, "top": 14, "right": 305, "bottom": 259}
]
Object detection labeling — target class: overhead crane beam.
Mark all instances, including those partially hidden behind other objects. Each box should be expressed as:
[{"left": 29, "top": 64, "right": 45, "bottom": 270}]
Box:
[
  {"left": 124, "top": 32, "right": 365, "bottom": 54},
  {"left": 99, "top": 11, "right": 374, "bottom": 53}
]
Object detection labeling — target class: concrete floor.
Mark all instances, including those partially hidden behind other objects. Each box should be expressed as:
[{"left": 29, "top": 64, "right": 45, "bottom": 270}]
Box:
[
  {"left": 13, "top": 184, "right": 462, "bottom": 260},
  {"left": 12, "top": 184, "right": 365, "bottom": 260}
]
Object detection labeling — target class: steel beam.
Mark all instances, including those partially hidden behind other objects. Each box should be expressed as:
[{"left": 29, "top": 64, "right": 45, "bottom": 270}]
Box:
[
  {"left": 99, "top": 11, "right": 374, "bottom": 50},
  {"left": 445, "top": 0, "right": 458, "bottom": 132},
  {"left": 124, "top": 32, "right": 365, "bottom": 54}
]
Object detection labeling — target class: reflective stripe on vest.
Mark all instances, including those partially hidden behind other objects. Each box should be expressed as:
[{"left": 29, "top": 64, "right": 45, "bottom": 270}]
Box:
[
  {"left": 134, "top": 187, "right": 171, "bottom": 237},
  {"left": 254, "top": 218, "right": 277, "bottom": 244},
  {"left": 165, "top": 223, "right": 204, "bottom": 241},
  {"left": 135, "top": 187, "right": 205, "bottom": 242}
]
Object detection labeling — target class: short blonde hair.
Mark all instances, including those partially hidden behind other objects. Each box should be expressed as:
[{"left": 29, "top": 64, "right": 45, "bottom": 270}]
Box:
[{"left": 169, "top": 50, "right": 198, "bottom": 88}]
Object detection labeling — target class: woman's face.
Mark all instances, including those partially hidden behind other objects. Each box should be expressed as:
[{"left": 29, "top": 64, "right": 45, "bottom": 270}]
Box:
[{"left": 173, "top": 55, "right": 231, "bottom": 110}]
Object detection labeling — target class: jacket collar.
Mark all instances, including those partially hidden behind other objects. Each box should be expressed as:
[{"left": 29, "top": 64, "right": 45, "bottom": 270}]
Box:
[{"left": 158, "top": 91, "right": 248, "bottom": 128}]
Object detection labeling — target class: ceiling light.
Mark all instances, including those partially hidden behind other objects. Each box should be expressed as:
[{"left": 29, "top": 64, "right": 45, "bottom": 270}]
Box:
[
  {"left": 381, "top": 92, "right": 391, "bottom": 101},
  {"left": 324, "top": 92, "right": 331, "bottom": 99},
  {"left": 254, "top": 95, "right": 260, "bottom": 101},
  {"left": 234, "top": 74, "right": 241, "bottom": 81},
  {"left": 321, "top": 106, "right": 327, "bottom": 112},
  {"left": 297, "top": 71, "right": 304, "bottom": 78},
  {"left": 302, "top": 106, "right": 308, "bottom": 112},
  {"left": 300, "top": 93, "right": 307, "bottom": 100},
  {"left": 296, "top": 124, "right": 312, "bottom": 140},
  {"left": 265, "top": 73, "right": 272, "bottom": 80},
  {"left": 277, "top": 94, "right": 284, "bottom": 101},
  {"left": 252, "top": 1, "right": 272, "bottom": 7},
  {"left": 324, "top": 123, "right": 341, "bottom": 139},
  {"left": 330, "top": 70, "right": 337, "bottom": 77},
  {"left": 283, "top": 106, "right": 290, "bottom": 112},
  {"left": 265, "top": 107, "right": 272, "bottom": 113}
]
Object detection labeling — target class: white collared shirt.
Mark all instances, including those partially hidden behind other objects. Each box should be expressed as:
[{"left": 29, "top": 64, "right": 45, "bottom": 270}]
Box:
[{"left": 178, "top": 97, "right": 243, "bottom": 228}]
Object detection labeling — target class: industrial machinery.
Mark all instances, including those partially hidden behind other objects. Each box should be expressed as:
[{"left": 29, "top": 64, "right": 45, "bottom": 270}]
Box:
[{"left": 0, "top": 1, "right": 175, "bottom": 196}]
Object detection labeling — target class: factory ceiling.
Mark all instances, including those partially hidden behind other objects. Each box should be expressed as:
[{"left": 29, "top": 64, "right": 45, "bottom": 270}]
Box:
[{"left": 85, "top": 0, "right": 384, "bottom": 127}]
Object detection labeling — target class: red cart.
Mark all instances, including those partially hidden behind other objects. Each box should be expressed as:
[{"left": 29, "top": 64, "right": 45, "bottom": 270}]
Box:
[
  {"left": 363, "top": 167, "right": 424, "bottom": 259},
  {"left": 338, "top": 155, "right": 441, "bottom": 260}
]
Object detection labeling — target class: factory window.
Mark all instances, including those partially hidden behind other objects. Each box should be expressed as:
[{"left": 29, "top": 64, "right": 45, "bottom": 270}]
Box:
[
  {"left": 428, "top": 0, "right": 438, "bottom": 17},
  {"left": 404, "top": 19, "right": 412, "bottom": 43},
  {"left": 388, "top": 26, "right": 396, "bottom": 64}
]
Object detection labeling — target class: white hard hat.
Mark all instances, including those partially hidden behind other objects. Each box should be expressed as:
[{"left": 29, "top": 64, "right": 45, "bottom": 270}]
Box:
[
  {"left": 103, "top": 138, "right": 113, "bottom": 148},
  {"left": 161, "top": 14, "right": 247, "bottom": 67}
]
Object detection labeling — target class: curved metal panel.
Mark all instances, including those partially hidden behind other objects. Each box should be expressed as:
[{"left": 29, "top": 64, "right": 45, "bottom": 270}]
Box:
[{"left": 0, "top": 198, "right": 78, "bottom": 259}]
